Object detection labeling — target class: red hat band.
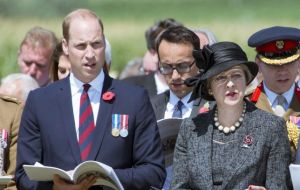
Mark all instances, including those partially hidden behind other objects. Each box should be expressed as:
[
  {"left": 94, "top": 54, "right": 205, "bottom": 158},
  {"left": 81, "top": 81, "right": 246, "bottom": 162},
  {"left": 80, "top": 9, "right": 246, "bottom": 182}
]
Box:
[{"left": 256, "top": 40, "right": 299, "bottom": 53}]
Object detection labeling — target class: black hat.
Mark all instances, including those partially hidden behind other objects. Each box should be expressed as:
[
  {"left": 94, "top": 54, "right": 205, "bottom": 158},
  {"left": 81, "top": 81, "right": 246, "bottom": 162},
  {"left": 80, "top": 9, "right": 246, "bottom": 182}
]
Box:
[
  {"left": 186, "top": 42, "right": 258, "bottom": 101},
  {"left": 248, "top": 26, "right": 300, "bottom": 65}
]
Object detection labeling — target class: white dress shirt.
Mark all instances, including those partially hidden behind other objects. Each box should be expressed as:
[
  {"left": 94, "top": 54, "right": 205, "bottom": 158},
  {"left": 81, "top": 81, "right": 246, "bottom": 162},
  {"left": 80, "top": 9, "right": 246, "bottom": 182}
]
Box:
[
  {"left": 164, "top": 91, "right": 193, "bottom": 119},
  {"left": 70, "top": 70, "right": 104, "bottom": 140}
]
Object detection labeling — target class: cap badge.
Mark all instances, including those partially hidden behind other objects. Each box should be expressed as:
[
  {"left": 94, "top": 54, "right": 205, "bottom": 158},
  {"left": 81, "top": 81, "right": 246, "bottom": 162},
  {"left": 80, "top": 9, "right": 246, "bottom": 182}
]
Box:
[{"left": 276, "top": 40, "right": 284, "bottom": 50}]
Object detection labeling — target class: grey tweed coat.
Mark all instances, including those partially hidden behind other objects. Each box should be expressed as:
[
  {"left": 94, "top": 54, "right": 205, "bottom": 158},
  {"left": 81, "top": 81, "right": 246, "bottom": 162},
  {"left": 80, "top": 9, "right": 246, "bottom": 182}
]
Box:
[{"left": 171, "top": 101, "right": 292, "bottom": 190}]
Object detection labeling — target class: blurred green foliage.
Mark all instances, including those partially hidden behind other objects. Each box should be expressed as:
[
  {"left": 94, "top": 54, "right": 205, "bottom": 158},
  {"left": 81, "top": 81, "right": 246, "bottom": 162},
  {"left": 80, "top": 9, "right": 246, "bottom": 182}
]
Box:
[{"left": 0, "top": 0, "right": 300, "bottom": 77}]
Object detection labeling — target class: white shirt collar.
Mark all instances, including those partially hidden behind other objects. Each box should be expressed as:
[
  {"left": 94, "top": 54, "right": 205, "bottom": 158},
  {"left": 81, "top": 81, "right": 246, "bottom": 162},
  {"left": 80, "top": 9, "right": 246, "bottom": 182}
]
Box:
[
  {"left": 168, "top": 91, "right": 193, "bottom": 108},
  {"left": 164, "top": 91, "right": 193, "bottom": 119},
  {"left": 70, "top": 70, "right": 104, "bottom": 97}
]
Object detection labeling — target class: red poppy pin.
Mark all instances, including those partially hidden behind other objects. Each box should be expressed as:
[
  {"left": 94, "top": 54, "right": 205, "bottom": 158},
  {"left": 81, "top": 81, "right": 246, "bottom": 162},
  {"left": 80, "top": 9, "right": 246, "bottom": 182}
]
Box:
[
  {"left": 198, "top": 102, "right": 210, "bottom": 113},
  {"left": 242, "top": 135, "right": 253, "bottom": 148},
  {"left": 102, "top": 91, "right": 115, "bottom": 102}
]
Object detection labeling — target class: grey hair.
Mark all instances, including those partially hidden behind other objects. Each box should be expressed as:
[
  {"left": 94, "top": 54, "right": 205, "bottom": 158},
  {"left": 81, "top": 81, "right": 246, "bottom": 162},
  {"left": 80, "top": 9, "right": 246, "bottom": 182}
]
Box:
[
  {"left": 0, "top": 73, "right": 39, "bottom": 102},
  {"left": 192, "top": 28, "right": 218, "bottom": 45}
]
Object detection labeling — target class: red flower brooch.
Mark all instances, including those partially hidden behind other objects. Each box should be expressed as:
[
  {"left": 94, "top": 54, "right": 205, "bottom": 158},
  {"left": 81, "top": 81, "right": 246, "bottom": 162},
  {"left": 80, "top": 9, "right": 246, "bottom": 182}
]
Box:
[
  {"left": 242, "top": 135, "right": 253, "bottom": 148},
  {"left": 102, "top": 91, "right": 115, "bottom": 102}
]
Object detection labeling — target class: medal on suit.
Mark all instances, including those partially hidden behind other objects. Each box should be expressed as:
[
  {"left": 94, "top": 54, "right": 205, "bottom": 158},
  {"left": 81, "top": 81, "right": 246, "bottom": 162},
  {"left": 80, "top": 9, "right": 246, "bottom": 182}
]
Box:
[
  {"left": 112, "top": 128, "right": 120, "bottom": 137},
  {"left": 119, "top": 114, "right": 129, "bottom": 137},
  {"left": 112, "top": 114, "right": 120, "bottom": 137}
]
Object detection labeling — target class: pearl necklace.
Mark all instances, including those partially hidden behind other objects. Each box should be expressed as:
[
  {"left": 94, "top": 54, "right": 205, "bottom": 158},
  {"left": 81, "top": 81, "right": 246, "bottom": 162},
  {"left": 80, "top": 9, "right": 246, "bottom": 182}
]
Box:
[{"left": 214, "top": 103, "right": 246, "bottom": 134}]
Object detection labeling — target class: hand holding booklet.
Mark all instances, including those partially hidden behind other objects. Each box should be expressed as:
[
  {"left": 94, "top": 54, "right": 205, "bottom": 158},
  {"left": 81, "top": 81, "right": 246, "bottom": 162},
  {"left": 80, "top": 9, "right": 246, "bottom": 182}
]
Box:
[{"left": 23, "top": 161, "right": 124, "bottom": 190}]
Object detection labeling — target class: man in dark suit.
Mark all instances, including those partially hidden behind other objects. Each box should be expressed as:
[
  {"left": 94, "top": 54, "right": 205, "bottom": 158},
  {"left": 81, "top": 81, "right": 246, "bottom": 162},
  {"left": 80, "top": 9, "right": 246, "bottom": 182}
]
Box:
[
  {"left": 15, "top": 9, "right": 165, "bottom": 190},
  {"left": 151, "top": 26, "right": 210, "bottom": 190},
  {"left": 152, "top": 26, "right": 209, "bottom": 120}
]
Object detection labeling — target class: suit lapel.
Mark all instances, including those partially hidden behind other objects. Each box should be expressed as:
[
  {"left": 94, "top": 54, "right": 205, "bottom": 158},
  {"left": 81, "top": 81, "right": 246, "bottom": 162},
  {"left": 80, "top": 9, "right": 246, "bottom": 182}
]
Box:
[
  {"left": 88, "top": 74, "right": 114, "bottom": 160},
  {"left": 56, "top": 78, "right": 82, "bottom": 164},
  {"left": 156, "top": 91, "right": 169, "bottom": 120}
]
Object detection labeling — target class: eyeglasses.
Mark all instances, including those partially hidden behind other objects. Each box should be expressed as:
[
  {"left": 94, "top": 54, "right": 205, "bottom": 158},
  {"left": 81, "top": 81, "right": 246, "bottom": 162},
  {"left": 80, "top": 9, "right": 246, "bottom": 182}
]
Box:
[
  {"left": 212, "top": 72, "right": 244, "bottom": 85},
  {"left": 159, "top": 60, "right": 195, "bottom": 75}
]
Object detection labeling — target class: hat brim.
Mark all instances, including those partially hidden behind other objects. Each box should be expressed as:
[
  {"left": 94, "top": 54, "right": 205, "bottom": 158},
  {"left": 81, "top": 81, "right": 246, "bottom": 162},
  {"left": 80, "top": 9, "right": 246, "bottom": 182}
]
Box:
[
  {"left": 200, "top": 60, "right": 258, "bottom": 83},
  {"left": 200, "top": 60, "right": 258, "bottom": 100}
]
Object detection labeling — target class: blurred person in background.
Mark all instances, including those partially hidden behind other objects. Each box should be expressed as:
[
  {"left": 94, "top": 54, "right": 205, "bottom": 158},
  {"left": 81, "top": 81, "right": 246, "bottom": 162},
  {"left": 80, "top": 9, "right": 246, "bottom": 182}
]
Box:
[
  {"left": 192, "top": 28, "right": 218, "bottom": 48},
  {"left": 50, "top": 41, "right": 71, "bottom": 81},
  {"left": 18, "top": 26, "right": 58, "bottom": 87},
  {"left": 0, "top": 73, "right": 39, "bottom": 105},
  {"left": 248, "top": 26, "right": 300, "bottom": 161},
  {"left": 0, "top": 95, "right": 23, "bottom": 190},
  {"left": 124, "top": 18, "right": 183, "bottom": 97},
  {"left": 118, "top": 57, "right": 144, "bottom": 79}
]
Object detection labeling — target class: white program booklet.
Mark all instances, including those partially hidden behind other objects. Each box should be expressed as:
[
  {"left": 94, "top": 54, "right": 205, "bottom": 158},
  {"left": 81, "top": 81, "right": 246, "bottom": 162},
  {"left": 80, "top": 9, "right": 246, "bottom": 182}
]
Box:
[
  {"left": 24, "top": 161, "right": 124, "bottom": 190},
  {"left": 289, "top": 164, "right": 300, "bottom": 189}
]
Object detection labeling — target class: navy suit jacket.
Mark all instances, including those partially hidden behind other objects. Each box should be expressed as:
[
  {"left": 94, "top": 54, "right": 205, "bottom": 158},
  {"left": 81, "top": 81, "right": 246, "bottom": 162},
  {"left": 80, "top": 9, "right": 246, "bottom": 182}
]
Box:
[{"left": 15, "top": 74, "right": 166, "bottom": 190}]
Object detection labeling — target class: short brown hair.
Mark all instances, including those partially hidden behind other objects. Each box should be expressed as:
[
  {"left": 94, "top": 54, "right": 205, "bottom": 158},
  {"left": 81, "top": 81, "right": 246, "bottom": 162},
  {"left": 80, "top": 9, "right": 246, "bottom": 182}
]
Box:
[
  {"left": 62, "top": 9, "right": 104, "bottom": 42},
  {"left": 20, "top": 26, "right": 57, "bottom": 52}
]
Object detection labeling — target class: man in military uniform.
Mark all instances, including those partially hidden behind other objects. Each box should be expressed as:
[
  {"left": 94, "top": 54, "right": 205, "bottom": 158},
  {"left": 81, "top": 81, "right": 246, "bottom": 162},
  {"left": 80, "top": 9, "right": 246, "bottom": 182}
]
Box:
[
  {"left": 248, "top": 26, "right": 300, "bottom": 161},
  {"left": 0, "top": 95, "right": 23, "bottom": 189}
]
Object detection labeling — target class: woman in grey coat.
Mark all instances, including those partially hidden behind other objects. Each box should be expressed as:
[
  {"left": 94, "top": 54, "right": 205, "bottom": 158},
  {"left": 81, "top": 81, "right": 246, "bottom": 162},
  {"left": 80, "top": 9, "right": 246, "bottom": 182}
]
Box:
[{"left": 171, "top": 42, "right": 292, "bottom": 190}]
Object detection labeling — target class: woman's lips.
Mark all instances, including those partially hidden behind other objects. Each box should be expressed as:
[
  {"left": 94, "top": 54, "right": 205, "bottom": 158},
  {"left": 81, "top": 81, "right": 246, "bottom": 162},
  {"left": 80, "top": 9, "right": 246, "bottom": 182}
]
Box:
[{"left": 226, "top": 91, "right": 237, "bottom": 97}]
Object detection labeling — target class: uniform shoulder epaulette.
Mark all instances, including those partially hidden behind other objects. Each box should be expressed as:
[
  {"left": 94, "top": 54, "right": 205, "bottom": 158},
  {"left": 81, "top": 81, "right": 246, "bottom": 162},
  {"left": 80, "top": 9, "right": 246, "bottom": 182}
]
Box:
[{"left": 0, "top": 95, "right": 21, "bottom": 105}]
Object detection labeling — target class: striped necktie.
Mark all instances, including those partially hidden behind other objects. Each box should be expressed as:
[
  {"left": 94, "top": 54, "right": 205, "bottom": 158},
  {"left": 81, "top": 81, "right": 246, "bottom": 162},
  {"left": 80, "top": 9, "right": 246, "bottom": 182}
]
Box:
[{"left": 79, "top": 84, "right": 95, "bottom": 160}]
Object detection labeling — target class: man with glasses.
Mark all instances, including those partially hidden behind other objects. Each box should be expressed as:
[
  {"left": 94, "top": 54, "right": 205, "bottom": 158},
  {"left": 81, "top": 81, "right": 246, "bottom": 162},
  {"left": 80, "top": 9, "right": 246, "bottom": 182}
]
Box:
[
  {"left": 151, "top": 26, "right": 208, "bottom": 120},
  {"left": 151, "top": 26, "right": 209, "bottom": 190}
]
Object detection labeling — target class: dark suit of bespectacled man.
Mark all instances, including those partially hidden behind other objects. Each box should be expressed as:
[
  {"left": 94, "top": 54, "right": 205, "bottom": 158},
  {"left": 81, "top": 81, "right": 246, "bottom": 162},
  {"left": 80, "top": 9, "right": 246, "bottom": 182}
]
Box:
[
  {"left": 151, "top": 25, "right": 213, "bottom": 190},
  {"left": 15, "top": 9, "right": 166, "bottom": 190}
]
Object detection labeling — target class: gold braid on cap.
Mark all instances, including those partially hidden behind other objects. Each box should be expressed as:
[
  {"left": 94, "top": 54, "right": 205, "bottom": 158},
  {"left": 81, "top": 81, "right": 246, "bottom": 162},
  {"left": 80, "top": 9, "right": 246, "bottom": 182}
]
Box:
[
  {"left": 258, "top": 50, "right": 300, "bottom": 65},
  {"left": 286, "top": 120, "right": 300, "bottom": 149}
]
